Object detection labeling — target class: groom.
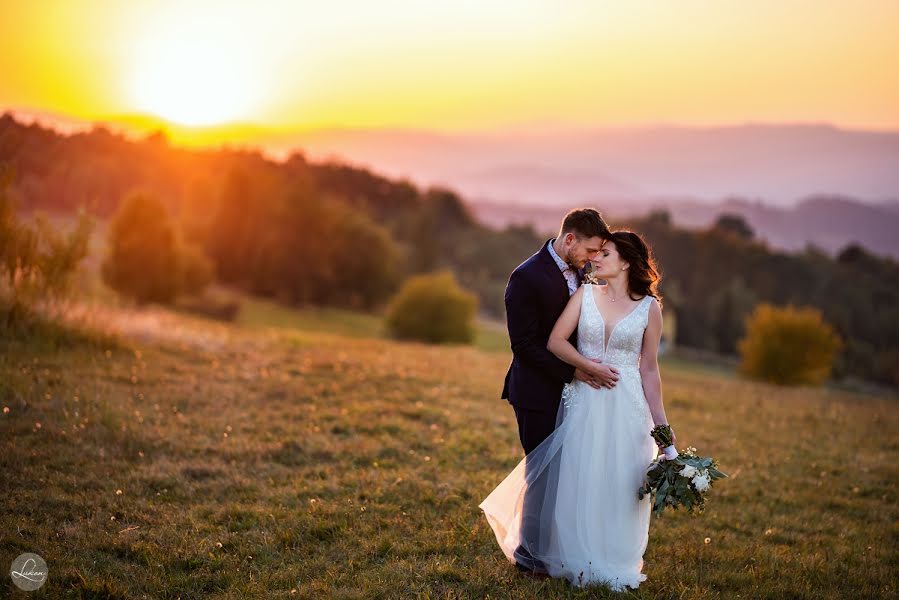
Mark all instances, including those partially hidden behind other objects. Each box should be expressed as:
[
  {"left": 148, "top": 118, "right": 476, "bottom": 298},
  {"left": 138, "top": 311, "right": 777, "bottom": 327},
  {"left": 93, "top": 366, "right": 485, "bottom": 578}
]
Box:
[{"left": 502, "top": 207, "right": 619, "bottom": 575}]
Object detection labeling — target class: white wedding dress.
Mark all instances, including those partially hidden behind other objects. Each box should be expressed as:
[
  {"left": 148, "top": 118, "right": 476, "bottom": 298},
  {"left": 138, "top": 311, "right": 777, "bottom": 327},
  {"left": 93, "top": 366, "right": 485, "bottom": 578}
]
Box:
[{"left": 480, "top": 284, "right": 659, "bottom": 591}]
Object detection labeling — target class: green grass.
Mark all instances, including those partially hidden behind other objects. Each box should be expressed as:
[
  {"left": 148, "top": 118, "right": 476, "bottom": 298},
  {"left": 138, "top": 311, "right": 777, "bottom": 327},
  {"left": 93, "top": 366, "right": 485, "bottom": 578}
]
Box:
[
  {"left": 1, "top": 302, "right": 897, "bottom": 598},
  {"left": 657, "top": 352, "right": 738, "bottom": 381},
  {"left": 234, "top": 292, "right": 511, "bottom": 354},
  {"left": 236, "top": 295, "right": 387, "bottom": 339}
]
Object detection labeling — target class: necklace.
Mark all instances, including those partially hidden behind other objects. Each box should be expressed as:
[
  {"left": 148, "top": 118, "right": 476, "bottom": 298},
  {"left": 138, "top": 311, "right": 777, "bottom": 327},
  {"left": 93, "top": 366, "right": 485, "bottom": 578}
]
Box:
[{"left": 604, "top": 285, "right": 618, "bottom": 302}]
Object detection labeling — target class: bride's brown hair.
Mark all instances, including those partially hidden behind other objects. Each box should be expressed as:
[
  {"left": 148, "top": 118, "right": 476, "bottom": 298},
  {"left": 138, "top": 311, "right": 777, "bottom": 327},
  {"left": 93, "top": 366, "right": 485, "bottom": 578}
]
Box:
[{"left": 606, "top": 230, "right": 663, "bottom": 308}]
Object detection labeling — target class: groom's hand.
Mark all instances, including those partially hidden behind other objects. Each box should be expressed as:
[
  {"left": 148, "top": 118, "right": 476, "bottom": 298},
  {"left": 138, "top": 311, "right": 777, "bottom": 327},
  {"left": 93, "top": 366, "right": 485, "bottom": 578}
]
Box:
[
  {"left": 587, "top": 360, "right": 620, "bottom": 389},
  {"left": 574, "top": 367, "right": 602, "bottom": 389}
]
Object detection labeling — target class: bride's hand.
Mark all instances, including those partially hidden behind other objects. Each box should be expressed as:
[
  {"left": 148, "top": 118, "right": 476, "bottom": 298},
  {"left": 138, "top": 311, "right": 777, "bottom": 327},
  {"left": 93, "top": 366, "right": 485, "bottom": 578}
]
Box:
[{"left": 654, "top": 428, "right": 676, "bottom": 452}]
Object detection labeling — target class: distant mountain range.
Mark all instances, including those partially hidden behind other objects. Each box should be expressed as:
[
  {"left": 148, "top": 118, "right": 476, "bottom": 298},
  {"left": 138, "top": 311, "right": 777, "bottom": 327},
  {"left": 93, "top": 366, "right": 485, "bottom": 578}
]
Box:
[
  {"left": 210, "top": 119, "right": 899, "bottom": 257},
  {"left": 6, "top": 107, "right": 899, "bottom": 258},
  {"left": 247, "top": 122, "right": 899, "bottom": 208},
  {"left": 471, "top": 195, "right": 899, "bottom": 259}
]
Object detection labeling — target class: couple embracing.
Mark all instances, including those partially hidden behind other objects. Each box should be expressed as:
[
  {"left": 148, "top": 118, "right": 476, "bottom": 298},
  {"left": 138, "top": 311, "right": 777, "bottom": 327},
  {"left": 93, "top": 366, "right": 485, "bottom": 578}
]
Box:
[{"left": 479, "top": 208, "right": 677, "bottom": 591}]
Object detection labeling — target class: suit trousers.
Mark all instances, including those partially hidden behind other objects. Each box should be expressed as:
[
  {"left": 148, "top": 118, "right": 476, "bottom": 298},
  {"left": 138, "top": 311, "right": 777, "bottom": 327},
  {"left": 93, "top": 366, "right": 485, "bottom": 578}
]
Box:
[{"left": 511, "top": 404, "right": 560, "bottom": 572}]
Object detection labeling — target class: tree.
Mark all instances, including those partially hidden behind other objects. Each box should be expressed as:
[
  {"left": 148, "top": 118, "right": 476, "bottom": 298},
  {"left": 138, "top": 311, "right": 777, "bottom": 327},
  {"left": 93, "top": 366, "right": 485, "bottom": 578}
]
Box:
[
  {"left": 837, "top": 242, "right": 887, "bottom": 276},
  {"left": 176, "top": 240, "right": 214, "bottom": 297},
  {"left": 646, "top": 209, "right": 672, "bottom": 226},
  {"left": 101, "top": 191, "right": 180, "bottom": 304},
  {"left": 709, "top": 277, "right": 757, "bottom": 354},
  {"left": 206, "top": 167, "right": 265, "bottom": 283},
  {"left": 251, "top": 192, "right": 401, "bottom": 308},
  {"left": 422, "top": 186, "right": 475, "bottom": 231},
  {"left": 713, "top": 213, "right": 754, "bottom": 240}
]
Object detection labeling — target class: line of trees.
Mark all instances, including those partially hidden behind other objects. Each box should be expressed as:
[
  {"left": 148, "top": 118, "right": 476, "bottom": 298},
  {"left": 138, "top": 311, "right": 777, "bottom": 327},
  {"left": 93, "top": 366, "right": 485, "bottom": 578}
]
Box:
[
  {"left": 2, "top": 113, "right": 897, "bottom": 385},
  {"left": 626, "top": 211, "right": 899, "bottom": 386}
]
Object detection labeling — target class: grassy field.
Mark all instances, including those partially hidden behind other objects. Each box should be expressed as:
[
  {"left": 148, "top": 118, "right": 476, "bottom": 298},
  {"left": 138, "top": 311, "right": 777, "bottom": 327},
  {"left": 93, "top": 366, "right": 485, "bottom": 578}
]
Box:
[
  {"left": 232, "top": 294, "right": 511, "bottom": 355},
  {"left": 1, "top": 301, "right": 897, "bottom": 599}
]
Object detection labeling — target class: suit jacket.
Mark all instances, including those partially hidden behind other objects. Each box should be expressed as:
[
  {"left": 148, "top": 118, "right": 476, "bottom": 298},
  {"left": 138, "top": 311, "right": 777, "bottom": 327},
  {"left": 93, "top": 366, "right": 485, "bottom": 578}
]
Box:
[{"left": 501, "top": 238, "right": 581, "bottom": 413}]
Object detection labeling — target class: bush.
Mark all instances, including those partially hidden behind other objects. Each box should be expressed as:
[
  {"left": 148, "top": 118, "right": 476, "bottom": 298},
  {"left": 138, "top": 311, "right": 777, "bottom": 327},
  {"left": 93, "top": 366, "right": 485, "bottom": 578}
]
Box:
[
  {"left": 737, "top": 303, "right": 842, "bottom": 386},
  {"left": 176, "top": 240, "right": 215, "bottom": 296},
  {"left": 386, "top": 271, "right": 477, "bottom": 344},
  {"left": 1, "top": 166, "right": 93, "bottom": 333},
  {"left": 102, "top": 191, "right": 214, "bottom": 304},
  {"left": 102, "top": 191, "right": 179, "bottom": 304}
]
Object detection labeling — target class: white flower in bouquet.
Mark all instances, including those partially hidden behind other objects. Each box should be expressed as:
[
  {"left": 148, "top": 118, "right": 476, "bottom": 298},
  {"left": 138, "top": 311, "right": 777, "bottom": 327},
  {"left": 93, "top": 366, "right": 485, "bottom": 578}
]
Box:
[
  {"left": 680, "top": 464, "right": 698, "bottom": 478},
  {"left": 692, "top": 472, "right": 711, "bottom": 492},
  {"left": 638, "top": 425, "right": 728, "bottom": 516}
]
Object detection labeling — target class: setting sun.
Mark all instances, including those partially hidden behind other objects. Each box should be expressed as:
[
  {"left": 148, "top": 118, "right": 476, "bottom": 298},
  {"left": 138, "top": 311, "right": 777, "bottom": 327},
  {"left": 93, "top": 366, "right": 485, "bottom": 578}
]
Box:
[
  {"left": 125, "top": 8, "right": 263, "bottom": 126},
  {"left": 1, "top": 0, "right": 898, "bottom": 135}
]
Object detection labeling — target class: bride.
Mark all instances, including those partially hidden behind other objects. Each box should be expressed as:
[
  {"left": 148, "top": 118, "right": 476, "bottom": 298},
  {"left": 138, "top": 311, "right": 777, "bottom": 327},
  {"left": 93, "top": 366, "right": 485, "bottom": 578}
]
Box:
[{"left": 479, "top": 230, "right": 677, "bottom": 591}]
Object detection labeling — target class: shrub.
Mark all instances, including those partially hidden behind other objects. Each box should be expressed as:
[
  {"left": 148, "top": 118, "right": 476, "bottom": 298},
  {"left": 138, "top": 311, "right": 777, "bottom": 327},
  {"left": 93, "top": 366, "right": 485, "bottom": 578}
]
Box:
[
  {"left": 0, "top": 166, "right": 93, "bottom": 333},
  {"left": 102, "top": 191, "right": 179, "bottom": 304},
  {"left": 176, "top": 240, "right": 215, "bottom": 296},
  {"left": 386, "top": 271, "right": 477, "bottom": 344},
  {"left": 102, "top": 191, "right": 214, "bottom": 304},
  {"left": 738, "top": 303, "right": 842, "bottom": 386}
]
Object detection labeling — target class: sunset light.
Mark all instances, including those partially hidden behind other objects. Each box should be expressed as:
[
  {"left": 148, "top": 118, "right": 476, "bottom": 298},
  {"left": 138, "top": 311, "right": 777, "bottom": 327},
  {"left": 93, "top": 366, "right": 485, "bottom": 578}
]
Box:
[
  {"left": 1, "top": 0, "right": 898, "bottom": 139},
  {"left": 125, "top": 8, "right": 264, "bottom": 126},
  {"left": 1, "top": 2, "right": 897, "bottom": 597},
  {"left": 127, "top": 35, "right": 258, "bottom": 127}
]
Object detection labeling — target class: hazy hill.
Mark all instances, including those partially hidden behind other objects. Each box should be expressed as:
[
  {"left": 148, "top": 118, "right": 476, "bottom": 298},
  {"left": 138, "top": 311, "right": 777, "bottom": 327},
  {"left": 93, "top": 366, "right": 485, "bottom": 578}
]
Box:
[
  {"left": 70, "top": 109, "right": 899, "bottom": 257},
  {"left": 252, "top": 123, "right": 899, "bottom": 207},
  {"left": 472, "top": 195, "right": 899, "bottom": 259},
  {"left": 10, "top": 108, "right": 898, "bottom": 207},
  {"left": 662, "top": 195, "right": 899, "bottom": 258}
]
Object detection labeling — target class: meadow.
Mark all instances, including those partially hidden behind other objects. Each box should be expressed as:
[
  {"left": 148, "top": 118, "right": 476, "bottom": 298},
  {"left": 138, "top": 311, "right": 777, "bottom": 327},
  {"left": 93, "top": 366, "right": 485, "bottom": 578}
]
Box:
[{"left": 1, "top": 299, "right": 897, "bottom": 598}]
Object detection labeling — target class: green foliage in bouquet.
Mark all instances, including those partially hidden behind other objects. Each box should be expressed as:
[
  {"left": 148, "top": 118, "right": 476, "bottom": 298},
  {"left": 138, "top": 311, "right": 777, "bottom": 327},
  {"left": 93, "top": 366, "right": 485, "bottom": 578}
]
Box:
[{"left": 638, "top": 426, "right": 728, "bottom": 517}]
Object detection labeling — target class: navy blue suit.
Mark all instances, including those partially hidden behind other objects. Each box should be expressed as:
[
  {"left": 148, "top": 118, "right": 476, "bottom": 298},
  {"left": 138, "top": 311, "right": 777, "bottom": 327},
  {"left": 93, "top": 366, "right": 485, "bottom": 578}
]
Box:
[
  {"left": 502, "top": 238, "right": 581, "bottom": 454},
  {"left": 501, "top": 238, "right": 582, "bottom": 572}
]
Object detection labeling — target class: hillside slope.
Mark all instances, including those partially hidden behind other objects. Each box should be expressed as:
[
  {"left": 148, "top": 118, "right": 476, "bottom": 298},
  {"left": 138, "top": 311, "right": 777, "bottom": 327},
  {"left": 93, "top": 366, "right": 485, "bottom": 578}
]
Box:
[{"left": 1, "top": 305, "right": 896, "bottom": 597}]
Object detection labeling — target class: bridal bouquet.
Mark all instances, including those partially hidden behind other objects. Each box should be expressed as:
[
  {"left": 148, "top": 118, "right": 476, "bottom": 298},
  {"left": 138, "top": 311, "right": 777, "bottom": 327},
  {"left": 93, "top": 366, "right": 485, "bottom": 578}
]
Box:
[{"left": 637, "top": 425, "right": 728, "bottom": 517}]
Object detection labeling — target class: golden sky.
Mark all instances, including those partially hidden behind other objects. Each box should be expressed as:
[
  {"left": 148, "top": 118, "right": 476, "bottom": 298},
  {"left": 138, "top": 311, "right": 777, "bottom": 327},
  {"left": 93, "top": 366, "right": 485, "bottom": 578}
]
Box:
[{"left": 2, "top": 0, "right": 898, "bottom": 134}]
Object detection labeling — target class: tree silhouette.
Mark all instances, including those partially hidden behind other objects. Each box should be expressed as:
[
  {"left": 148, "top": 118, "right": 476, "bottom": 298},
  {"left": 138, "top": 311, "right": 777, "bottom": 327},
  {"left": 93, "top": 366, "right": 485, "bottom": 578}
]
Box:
[{"left": 102, "top": 191, "right": 180, "bottom": 304}]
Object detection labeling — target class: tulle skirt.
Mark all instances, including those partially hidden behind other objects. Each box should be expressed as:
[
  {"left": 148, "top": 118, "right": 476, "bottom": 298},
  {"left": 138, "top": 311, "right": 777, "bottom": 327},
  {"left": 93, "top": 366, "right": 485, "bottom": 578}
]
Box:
[{"left": 479, "top": 370, "right": 658, "bottom": 590}]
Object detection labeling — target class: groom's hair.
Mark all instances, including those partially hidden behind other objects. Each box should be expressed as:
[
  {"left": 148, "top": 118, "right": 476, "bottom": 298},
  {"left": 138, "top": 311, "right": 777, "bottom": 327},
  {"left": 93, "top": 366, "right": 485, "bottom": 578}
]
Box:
[{"left": 559, "top": 208, "right": 610, "bottom": 240}]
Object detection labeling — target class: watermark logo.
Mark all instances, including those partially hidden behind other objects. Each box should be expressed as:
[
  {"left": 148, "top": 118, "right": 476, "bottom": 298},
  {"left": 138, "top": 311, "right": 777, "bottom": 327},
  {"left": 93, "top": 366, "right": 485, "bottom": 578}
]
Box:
[{"left": 10, "top": 553, "right": 48, "bottom": 591}]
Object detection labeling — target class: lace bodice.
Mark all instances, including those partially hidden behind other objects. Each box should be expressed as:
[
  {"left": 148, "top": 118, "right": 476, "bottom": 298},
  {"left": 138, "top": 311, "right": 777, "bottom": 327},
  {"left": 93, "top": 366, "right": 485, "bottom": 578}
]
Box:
[{"left": 577, "top": 284, "right": 654, "bottom": 371}]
